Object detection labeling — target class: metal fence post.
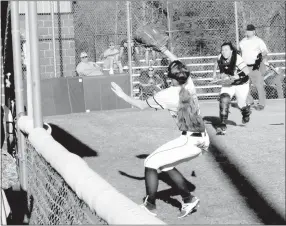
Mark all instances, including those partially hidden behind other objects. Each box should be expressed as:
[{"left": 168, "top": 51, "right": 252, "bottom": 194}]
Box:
[
  {"left": 234, "top": 1, "right": 240, "bottom": 49},
  {"left": 166, "top": 0, "right": 173, "bottom": 51},
  {"left": 25, "top": 1, "right": 33, "bottom": 120},
  {"left": 28, "top": 1, "right": 43, "bottom": 128},
  {"left": 11, "top": 1, "right": 27, "bottom": 191},
  {"left": 126, "top": 1, "right": 133, "bottom": 97},
  {"left": 50, "top": 1, "right": 57, "bottom": 78}
]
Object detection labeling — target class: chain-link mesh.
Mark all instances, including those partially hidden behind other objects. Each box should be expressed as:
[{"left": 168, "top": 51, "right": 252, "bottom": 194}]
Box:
[
  {"left": 236, "top": 0, "right": 286, "bottom": 100},
  {"left": 25, "top": 139, "right": 108, "bottom": 225},
  {"left": 18, "top": 0, "right": 285, "bottom": 99},
  {"left": 168, "top": 1, "right": 237, "bottom": 57},
  {"left": 130, "top": 1, "right": 169, "bottom": 99},
  {"left": 72, "top": 1, "right": 128, "bottom": 75}
]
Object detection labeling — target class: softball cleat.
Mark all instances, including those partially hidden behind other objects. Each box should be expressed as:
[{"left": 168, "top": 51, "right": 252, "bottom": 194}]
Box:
[
  {"left": 178, "top": 196, "right": 200, "bottom": 218},
  {"left": 140, "top": 196, "right": 157, "bottom": 216}
]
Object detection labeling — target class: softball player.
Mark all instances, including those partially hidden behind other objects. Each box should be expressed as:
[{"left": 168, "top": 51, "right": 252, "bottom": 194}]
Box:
[
  {"left": 213, "top": 42, "right": 251, "bottom": 135},
  {"left": 111, "top": 49, "right": 209, "bottom": 218}
]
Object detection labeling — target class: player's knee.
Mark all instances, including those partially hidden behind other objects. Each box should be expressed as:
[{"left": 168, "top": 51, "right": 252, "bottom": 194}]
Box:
[
  {"left": 237, "top": 98, "right": 247, "bottom": 109},
  {"left": 144, "top": 157, "right": 160, "bottom": 170},
  {"left": 160, "top": 166, "right": 174, "bottom": 172}
]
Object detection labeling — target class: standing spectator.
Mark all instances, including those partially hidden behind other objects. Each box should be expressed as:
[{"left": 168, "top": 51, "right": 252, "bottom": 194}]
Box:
[
  {"left": 76, "top": 52, "right": 103, "bottom": 76},
  {"left": 239, "top": 24, "right": 269, "bottom": 110},
  {"left": 119, "top": 38, "right": 140, "bottom": 66},
  {"left": 103, "top": 42, "right": 123, "bottom": 74}
]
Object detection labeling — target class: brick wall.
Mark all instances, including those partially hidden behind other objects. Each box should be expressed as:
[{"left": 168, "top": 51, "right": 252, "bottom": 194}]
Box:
[{"left": 19, "top": 13, "right": 76, "bottom": 79}]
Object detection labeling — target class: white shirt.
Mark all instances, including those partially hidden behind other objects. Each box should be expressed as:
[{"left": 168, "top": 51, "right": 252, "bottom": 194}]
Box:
[
  {"left": 146, "top": 78, "right": 200, "bottom": 120},
  {"left": 239, "top": 36, "right": 268, "bottom": 65},
  {"left": 103, "top": 48, "right": 120, "bottom": 69},
  {"left": 76, "top": 61, "right": 103, "bottom": 76}
]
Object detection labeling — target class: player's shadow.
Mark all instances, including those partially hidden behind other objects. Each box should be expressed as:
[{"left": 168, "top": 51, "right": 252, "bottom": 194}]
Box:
[
  {"left": 136, "top": 154, "right": 149, "bottom": 159},
  {"left": 203, "top": 116, "right": 237, "bottom": 130},
  {"left": 119, "top": 168, "right": 196, "bottom": 209},
  {"left": 208, "top": 140, "right": 286, "bottom": 224},
  {"left": 5, "top": 188, "right": 30, "bottom": 225},
  {"left": 48, "top": 123, "right": 99, "bottom": 158}
]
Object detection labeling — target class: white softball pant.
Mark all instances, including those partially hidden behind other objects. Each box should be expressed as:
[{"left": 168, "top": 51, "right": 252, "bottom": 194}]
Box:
[
  {"left": 144, "top": 131, "right": 210, "bottom": 172},
  {"left": 220, "top": 81, "right": 250, "bottom": 108}
]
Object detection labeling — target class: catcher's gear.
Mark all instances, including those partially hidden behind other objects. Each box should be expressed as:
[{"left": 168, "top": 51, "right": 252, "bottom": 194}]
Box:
[
  {"left": 134, "top": 23, "right": 168, "bottom": 52},
  {"left": 210, "top": 73, "right": 236, "bottom": 86},
  {"left": 241, "top": 105, "right": 251, "bottom": 124},
  {"left": 219, "top": 93, "right": 231, "bottom": 124},
  {"left": 218, "top": 50, "right": 237, "bottom": 76},
  {"left": 252, "top": 53, "right": 263, "bottom": 71}
]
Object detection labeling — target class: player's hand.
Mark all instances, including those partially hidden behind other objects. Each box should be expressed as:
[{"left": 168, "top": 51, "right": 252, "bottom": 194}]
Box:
[{"left": 111, "top": 82, "right": 126, "bottom": 98}]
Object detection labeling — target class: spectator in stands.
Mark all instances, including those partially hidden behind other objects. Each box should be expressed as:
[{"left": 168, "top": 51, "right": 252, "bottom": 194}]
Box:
[
  {"left": 119, "top": 38, "right": 140, "bottom": 66},
  {"left": 263, "top": 64, "right": 285, "bottom": 99},
  {"left": 145, "top": 47, "right": 157, "bottom": 66},
  {"left": 161, "top": 57, "right": 169, "bottom": 67},
  {"left": 76, "top": 52, "right": 103, "bottom": 76},
  {"left": 103, "top": 42, "right": 123, "bottom": 74},
  {"left": 138, "top": 67, "right": 165, "bottom": 99}
]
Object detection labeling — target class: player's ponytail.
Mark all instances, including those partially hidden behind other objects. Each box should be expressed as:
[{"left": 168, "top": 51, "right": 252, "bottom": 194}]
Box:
[
  {"left": 177, "top": 86, "right": 205, "bottom": 132},
  {"left": 168, "top": 61, "right": 205, "bottom": 132}
]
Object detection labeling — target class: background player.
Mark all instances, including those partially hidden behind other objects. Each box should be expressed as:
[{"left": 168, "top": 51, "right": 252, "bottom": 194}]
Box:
[
  {"left": 212, "top": 42, "right": 251, "bottom": 135},
  {"left": 239, "top": 24, "right": 269, "bottom": 111},
  {"left": 111, "top": 41, "right": 209, "bottom": 218}
]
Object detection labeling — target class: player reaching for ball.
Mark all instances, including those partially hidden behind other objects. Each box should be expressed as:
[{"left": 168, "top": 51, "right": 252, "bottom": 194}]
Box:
[
  {"left": 212, "top": 42, "right": 251, "bottom": 135},
  {"left": 111, "top": 24, "right": 209, "bottom": 218}
]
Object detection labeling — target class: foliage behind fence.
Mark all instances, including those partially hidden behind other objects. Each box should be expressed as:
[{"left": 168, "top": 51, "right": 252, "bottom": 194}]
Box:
[{"left": 18, "top": 1, "right": 285, "bottom": 100}]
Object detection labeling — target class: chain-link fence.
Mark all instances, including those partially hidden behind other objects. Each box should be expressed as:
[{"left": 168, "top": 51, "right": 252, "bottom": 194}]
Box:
[
  {"left": 236, "top": 1, "right": 286, "bottom": 101},
  {"left": 17, "top": 1, "right": 285, "bottom": 101}
]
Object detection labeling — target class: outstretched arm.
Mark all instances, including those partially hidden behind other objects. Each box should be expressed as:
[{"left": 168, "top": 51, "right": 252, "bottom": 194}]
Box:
[
  {"left": 159, "top": 46, "right": 178, "bottom": 62},
  {"left": 111, "top": 82, "right": 149, "bottom": 110}
]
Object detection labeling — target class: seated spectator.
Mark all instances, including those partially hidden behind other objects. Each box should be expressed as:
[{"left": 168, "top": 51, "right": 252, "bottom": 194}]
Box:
[
  {"left": 103, "top": 42, "right": 123, "bottom": 74},
  {"left": 76, "top": 52, "right": 103, "bottom": 76},
  {"left": 145, "top": 47, "right": 157, "bottom": 66},
  {"left": 161, "top": 57, "right": 169, "bottom": 67},
  {"left": 119, "top": 38, "right": 140, "bottom": 66},
  {"left": 263, "top": 65, "right": 285, "bottom": 99},
  {"left": 158, "top": 57, "right": 171, "bottom": 88},
  {"left": 138, "top": 67, "right": 165, "bottom": 99}
]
